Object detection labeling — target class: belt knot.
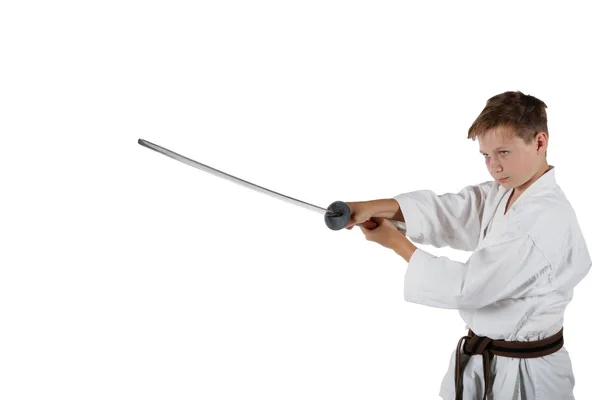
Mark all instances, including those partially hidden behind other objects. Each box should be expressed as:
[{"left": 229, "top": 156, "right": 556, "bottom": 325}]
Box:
[{"left": 463, "top": 334, "right": 492, "bottom": 356}]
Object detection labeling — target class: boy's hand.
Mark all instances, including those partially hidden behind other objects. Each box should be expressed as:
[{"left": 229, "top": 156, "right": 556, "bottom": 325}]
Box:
[
  {"left": 359, "top": 217, "right": 404, "bottom": 250},
  {"left": 344, "top": 201, "right": 378, "bottom": 229}
]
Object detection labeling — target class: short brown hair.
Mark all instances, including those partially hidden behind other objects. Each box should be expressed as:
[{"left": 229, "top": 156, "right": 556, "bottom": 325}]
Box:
[{"left": 467, "top": 91, "right": 548, "bottom": 144}]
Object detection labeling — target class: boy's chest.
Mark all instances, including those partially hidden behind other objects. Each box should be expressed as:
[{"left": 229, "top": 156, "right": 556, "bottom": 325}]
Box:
[{"left": 481, "top": 189, "right": 512, "bottom": 241}]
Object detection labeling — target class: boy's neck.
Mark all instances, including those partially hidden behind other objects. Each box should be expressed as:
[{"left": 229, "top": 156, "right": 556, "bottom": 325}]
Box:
[{"left": 514, "top": 162, "right": 551, "bottom": 197}]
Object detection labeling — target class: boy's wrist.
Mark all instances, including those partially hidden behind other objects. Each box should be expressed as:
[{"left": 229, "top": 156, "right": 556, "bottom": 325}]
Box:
[{"left": 392, "top": 234, "right": 417, "bottom": 263}]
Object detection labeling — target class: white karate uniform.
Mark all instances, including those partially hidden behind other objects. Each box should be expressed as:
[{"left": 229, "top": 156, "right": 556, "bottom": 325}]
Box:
[{"left": 393, "top": 166, "right": 592, "bottom": 399}]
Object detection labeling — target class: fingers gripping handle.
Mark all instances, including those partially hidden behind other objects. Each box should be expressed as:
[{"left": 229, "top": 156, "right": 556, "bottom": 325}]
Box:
[{"left": 324, "top": 201, "right": 405, "bottom": 231}]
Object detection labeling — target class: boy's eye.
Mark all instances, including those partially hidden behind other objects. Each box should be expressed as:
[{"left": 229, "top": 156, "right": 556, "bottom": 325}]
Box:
[{"left": 482, "top": 151, "right": 509, "bottom": 157}]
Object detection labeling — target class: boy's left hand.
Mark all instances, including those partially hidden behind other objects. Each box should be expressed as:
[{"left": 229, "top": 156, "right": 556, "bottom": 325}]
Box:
[{"left": 359, "top": 217, "right": 405, "bottom": 250}]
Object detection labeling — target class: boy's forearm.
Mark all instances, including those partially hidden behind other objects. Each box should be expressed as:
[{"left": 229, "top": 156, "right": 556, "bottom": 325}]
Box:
[{"left": 373, "top": 199, "right": 405, "bottom": 222}]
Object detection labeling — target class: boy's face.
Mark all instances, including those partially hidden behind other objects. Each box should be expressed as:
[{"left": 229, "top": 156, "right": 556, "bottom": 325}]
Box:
[{"left": 478, "top": 126, "right": 547, "bottom": 189}]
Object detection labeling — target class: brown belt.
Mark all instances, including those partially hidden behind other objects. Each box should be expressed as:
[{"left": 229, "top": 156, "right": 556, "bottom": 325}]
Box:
[{"left": 454, "top": 328, "right": 564, "bottom": 400}]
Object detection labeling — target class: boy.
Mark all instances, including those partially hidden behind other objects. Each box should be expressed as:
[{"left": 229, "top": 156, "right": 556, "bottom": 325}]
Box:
[{"left": 345, "top": 91, "right": 592, "bottom": 399}]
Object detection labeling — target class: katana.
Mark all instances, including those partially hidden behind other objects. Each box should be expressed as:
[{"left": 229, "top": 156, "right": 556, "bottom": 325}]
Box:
[{"left": 138, "top": 139, "right": 406, "bottom": 231}]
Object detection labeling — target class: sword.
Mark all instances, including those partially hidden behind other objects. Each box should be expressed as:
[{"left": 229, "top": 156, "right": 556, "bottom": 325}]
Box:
[{"left": 138, "top": 139, "right": 406, "bottom": 231}]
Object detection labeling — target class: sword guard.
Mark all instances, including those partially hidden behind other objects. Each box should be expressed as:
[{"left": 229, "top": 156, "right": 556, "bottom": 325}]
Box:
[{"left": 325, "top": 201, "right": 352, "bottom": 230}]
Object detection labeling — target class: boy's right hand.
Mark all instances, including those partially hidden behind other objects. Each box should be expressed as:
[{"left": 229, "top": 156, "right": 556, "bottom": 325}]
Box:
[{"left": 344, "top": 201, "right": 380, "bottom": 230}]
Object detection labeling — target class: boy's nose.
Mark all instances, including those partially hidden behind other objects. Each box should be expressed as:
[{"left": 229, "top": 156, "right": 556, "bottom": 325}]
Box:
[{"left": 490, "top": 161, "right": 503, "bottom": 173}]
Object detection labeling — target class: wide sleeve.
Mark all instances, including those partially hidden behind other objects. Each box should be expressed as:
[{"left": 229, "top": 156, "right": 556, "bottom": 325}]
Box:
[
  {"left": 393, "top": 182, "right": 493, "bottom": 251},
  {"left": 403, "top": 232, "right": 554, "bottom": 310}
]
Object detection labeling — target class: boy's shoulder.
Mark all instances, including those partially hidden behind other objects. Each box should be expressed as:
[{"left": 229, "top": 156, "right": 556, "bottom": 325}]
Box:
[
  {"left": 511, "top": 184, "right": 573, "bottom": 228},
  {"left": 510, "top": 185, "right": 585, "bottom": 262}
]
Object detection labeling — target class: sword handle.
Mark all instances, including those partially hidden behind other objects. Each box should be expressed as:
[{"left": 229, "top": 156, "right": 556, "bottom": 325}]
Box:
[
  {"left": 355, "top": 219, "right": 405, "bottom": 230},
  {"left": 324, "top": 201, "right": 406, "bottom": 232},
  {"left": 359, "top": 220, "right": 378, "bottom": 229}
]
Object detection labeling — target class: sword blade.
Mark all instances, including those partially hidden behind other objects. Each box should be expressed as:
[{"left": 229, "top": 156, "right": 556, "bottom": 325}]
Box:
[{"left": 138, "top": 139, "right": 339, "bottom": 216}]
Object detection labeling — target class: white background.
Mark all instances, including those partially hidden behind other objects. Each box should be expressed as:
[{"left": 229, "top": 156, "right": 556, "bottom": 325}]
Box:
[{"left": 1, "top": 1, "right": 598, "bottom": 399}]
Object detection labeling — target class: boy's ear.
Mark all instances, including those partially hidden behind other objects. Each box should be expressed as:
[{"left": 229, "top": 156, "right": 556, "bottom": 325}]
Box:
[{"left": 535, "top": 131, "right": 548, "bottom": 153}]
